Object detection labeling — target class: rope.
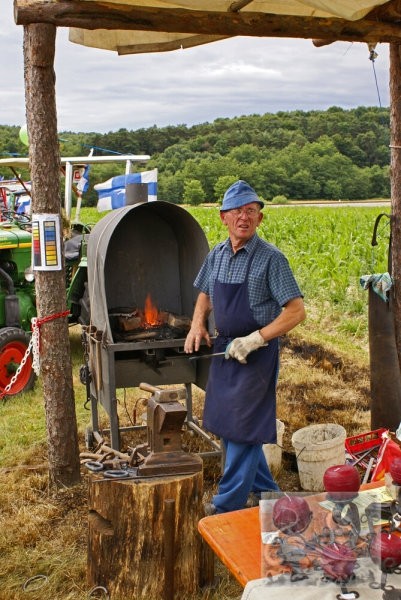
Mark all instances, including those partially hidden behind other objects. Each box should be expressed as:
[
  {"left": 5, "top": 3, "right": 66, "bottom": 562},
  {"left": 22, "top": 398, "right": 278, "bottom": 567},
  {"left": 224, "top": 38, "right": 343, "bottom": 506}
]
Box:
[{"left": 33, "top": 310, "right": 70, "bottom": 327}]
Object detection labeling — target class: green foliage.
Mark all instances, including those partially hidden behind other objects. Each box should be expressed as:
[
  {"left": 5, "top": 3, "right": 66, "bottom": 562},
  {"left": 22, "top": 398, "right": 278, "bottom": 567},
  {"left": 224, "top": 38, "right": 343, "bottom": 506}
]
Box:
[
  {"left": 261, "top": 206, "right": 389, "bottom": 308},
  {"left": 183, "top": 179, "right": 205, "bottom": 205},
  {"left": 0, "top": 106, "right": 390, "bottom": 206},
  {"left": 186, "top": 204, "right": 390, "bottom": 347},
  {"left": 272, "top": 195, "right": 288, "bottom": 205}
]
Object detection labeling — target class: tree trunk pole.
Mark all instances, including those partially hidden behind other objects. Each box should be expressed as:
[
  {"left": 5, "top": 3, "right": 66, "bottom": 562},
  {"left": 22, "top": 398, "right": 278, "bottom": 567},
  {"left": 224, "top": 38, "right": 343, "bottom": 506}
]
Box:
[
  {"left": 390, "top": 43, "right": 401, "bottom": 374},
  {"left": 23, "top": 23, "right": 80, "bottom": 487}
]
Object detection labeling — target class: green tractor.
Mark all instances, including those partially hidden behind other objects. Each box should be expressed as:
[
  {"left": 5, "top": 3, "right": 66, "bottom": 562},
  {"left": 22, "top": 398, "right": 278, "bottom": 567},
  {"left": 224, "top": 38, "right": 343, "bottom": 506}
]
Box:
[
  {"left": 0, "top": 210, "right": 89, "bottom": 396},
  {"left": 0, "top": 152, "right": 150, "bottom": 397}
]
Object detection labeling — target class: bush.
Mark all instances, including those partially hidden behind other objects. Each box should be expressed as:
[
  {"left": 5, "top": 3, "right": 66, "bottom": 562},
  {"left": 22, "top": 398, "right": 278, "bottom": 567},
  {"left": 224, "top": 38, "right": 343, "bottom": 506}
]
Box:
[{"left": 272, "top": 195, "right": 289, "bottom": 205}]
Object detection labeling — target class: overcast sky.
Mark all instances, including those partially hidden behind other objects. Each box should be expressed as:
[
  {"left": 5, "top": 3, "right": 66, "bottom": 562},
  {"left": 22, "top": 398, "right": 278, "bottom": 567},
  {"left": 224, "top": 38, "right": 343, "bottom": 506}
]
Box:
[{"left": 1, "top": 3, "right": 390, "bottom": 134}]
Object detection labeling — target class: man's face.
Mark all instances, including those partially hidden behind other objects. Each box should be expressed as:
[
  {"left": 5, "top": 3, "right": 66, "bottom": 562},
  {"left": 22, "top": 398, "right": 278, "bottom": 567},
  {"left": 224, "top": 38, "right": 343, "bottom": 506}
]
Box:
[{"left": 220, "top": 202, "right": 263, "bottom": 247}]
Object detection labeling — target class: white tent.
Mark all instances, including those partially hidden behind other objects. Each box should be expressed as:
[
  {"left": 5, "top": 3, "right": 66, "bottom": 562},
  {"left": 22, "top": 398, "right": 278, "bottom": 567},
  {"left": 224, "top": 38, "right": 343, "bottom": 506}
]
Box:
[{"left": 68, "top": 1, "right": 390, "bottom": 53}]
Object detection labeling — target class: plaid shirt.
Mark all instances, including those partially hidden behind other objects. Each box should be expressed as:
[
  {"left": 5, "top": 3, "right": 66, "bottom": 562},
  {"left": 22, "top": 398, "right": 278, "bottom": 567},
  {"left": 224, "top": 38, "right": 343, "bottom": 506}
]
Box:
[{"left": 194, "top": 234, "right": 302, "bottom": 327}]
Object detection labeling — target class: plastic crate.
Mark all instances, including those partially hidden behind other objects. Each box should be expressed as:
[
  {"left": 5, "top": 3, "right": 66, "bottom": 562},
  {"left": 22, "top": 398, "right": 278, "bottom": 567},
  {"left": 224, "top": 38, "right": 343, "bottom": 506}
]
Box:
[{"left": 345, "top": 428, "right": 387, "bottom": 457}]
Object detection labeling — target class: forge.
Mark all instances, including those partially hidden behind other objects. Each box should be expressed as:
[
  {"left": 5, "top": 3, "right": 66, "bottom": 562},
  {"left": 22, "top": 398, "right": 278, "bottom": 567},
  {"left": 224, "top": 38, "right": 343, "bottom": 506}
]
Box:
[{"left": 83, "top": 201, "right": 218, "bottom": 454}]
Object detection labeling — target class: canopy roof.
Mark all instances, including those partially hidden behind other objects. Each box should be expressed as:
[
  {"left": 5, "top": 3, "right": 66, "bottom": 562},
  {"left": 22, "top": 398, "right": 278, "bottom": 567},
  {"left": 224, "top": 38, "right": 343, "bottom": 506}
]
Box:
[
  {"left": 68, "top": 0, "right": 391, "bottom": 53},
  {"left": 15, "top": 1, "right": 400, "bottom": 55}
]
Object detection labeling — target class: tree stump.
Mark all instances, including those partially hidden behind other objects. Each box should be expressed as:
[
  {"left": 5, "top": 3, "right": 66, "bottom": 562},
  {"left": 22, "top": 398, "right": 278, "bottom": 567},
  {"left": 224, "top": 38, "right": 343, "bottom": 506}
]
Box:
[{"left": 87, "top": 471, "right": 203, "bottom": 598}]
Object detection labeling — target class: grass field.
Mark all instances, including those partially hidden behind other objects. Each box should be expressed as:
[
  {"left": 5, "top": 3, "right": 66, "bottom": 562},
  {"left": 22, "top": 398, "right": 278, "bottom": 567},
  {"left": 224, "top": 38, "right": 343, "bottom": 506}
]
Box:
[
  {"left": 0, "top": 203, "right": 390, "bottom": 599},
  {"left": 187, "top": 204, "right": 389, "bottom": 357}
]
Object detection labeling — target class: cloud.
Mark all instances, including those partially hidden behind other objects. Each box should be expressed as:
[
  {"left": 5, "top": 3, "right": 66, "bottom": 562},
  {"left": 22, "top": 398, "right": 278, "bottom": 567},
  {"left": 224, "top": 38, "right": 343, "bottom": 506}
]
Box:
[
  {"left": 0, "top": 3, "right": 389, "bottom": 134},
  {"left": 208, "top": 60, "right": 282, "bottom": 79}
]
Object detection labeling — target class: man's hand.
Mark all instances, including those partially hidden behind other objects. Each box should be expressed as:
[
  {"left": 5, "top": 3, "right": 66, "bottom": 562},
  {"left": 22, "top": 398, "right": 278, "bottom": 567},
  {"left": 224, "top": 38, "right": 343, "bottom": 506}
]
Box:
[
  {"left": 184, "top": 326, "right": 211, "bottom": 353},
  {"left": 225, "top": 330, "right": 266, "bottom": 364},
  {"left": 184, "top": 291, "right": 212, "bottom": 353}
]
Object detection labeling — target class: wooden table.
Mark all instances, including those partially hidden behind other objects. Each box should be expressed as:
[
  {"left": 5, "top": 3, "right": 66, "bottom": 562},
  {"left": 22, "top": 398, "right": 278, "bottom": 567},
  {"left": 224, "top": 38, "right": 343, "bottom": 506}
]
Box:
[{"left": 198, "top": 481, "right": 385, "bottom": 587}]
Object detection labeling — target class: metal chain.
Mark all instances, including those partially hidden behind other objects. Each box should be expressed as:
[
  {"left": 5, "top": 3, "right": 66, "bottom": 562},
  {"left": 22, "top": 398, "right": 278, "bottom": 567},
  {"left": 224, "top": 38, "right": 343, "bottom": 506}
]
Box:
[
  {"left": 31, "top": 317, "right": 41, "bottom": 375},
  {"left": 30, "top": 311, "right": 69, "bottom": 377}
]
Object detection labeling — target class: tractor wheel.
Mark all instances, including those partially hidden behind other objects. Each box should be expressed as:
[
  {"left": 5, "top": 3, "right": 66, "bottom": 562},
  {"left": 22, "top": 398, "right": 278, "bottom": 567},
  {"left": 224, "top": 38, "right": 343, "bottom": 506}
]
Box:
[{"left": 0, "top": 328, "right": 36, "bottom": 397}]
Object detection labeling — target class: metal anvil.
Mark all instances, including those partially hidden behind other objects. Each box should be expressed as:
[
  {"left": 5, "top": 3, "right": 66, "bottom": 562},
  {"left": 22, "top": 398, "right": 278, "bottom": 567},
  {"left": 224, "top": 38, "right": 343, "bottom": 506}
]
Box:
[{"left": 137, "top": 382, "right": 203, "bottom": 476}]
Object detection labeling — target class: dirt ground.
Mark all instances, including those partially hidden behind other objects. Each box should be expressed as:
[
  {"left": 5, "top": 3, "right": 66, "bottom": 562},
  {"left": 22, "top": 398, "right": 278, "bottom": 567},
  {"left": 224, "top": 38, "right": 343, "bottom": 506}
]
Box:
[
  {"left": 274, "top": 335, "right": 371, "bottom": 491},
  {"left": 184, "top": 333, "right": 372, "bottom": 497},
  {"left": 0, "top": 333, "right": 374, "bottom": 600}
]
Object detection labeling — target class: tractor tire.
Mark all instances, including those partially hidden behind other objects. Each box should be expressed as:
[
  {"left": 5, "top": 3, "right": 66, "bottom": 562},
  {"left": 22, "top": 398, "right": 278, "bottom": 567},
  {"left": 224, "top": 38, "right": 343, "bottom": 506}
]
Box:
[
  {"left": 78, "top": 282, "right": 91, "bottom": 326},
  {"left": 0, "top": 327, "right": 36, "bottom": 397}
]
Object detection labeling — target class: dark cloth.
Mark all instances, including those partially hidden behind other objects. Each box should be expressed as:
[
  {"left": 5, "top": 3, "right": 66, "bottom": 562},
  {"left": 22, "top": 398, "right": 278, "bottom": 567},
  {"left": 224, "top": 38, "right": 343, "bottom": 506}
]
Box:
[{"left": 203, "top": 249, "right": 278, "bottom": 444}]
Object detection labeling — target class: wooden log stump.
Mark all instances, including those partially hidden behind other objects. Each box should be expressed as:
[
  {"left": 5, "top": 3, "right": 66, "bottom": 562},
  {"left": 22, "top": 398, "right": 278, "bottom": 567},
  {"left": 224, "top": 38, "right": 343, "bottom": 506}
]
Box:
[{"left": 87, "top": 471, "right": 203, "bottom": 598}]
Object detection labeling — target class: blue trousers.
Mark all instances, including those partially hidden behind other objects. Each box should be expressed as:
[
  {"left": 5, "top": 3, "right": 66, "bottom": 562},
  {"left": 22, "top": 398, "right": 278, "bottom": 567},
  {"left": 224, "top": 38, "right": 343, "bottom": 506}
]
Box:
[{"left": 213, "top": 439, "right": 280, "bottom": 513}]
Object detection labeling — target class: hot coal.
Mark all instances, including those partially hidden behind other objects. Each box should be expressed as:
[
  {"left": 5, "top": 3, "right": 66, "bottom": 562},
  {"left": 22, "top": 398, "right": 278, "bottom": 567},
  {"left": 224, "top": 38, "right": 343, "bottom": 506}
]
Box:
[
  {"left": 109, "top": 307, "right": 191, "bottom": 342},
  {"left": 113, "top": 324, "right": 188, "bottom": 342}
]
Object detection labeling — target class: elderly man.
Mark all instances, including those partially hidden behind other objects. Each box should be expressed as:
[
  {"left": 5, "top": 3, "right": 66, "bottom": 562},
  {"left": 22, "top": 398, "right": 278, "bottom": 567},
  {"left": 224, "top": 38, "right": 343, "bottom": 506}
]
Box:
[{"left": 185, "top": 180, "right": 305, "bottom": 514}]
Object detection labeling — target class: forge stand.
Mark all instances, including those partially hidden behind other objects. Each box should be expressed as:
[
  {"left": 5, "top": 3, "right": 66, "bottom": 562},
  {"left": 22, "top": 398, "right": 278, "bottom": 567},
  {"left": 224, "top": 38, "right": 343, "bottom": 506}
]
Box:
[
  {"left": 84, "top": 326, "right": 220, "bottom": 458},
  {"left": 83, "top": 201, "right": 221, "bottom": 460}
]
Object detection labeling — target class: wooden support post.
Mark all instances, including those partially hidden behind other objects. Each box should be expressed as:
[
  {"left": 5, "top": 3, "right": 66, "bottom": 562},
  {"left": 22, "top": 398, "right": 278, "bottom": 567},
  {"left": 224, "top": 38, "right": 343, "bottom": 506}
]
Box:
[
  {"left": 23, "top": 23, "right": 80, "bottom": 487},
  {"left": 87, "top": 471, "right": 203, "bottom": 598},
  {"left": 390, "top": 43, "right": 401, "bottom": 375}
]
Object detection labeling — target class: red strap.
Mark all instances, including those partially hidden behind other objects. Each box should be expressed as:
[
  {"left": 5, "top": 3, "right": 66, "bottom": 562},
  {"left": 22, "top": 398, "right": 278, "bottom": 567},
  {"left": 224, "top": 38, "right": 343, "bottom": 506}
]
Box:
[{"left": 33, "top": 310, "right": 70, "bottom": 328}]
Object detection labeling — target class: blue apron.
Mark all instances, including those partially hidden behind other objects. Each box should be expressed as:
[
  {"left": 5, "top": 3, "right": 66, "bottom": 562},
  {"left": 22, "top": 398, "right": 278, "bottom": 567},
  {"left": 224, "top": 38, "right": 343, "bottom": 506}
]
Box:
[{"left": 203, "top": 250, "right": 279, "bottom": 445}]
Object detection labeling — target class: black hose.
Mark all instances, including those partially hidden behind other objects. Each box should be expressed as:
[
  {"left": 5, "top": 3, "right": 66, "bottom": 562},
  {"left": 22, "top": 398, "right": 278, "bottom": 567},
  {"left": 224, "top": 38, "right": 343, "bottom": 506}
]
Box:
[{"left": 0, "top": 266, "right": 15, "bottom": 295}]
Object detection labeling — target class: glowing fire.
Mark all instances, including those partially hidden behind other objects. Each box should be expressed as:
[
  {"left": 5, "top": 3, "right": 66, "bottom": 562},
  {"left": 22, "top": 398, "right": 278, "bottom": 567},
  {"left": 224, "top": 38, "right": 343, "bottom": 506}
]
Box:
[{"left": 143, "top": 293, "right": 161, "bottom": 327}]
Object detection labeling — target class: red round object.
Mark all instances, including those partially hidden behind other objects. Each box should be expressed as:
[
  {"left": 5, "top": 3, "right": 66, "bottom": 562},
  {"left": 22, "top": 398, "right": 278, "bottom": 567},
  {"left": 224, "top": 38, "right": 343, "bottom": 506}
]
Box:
[
  {"left": 272, "top": 495, "right": 312, "bottom": 534},
  {"left": 323, "top": 464, "right": 360, "bottom": 501},
  {"left": 0, "top": 330, "right": 35, "bottom": 395},
  {"left": 369, "top": 532, "right": 401, "bottom": 572},
  {"left": 390, "top": 457, "right": 401, "bottom": 485}
]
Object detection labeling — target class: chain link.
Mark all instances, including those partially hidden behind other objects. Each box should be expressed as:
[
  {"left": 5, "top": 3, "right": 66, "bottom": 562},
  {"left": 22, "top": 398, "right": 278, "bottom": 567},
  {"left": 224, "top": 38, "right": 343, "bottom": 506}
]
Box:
[{"left": 31, "top": 317, "right": 41, "bottom": 376}]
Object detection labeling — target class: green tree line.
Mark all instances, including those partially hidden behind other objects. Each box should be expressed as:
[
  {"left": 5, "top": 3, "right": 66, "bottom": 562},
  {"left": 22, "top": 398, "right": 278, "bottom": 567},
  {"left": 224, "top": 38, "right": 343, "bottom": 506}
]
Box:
[{"left": 0, "top": 105, "right": 390, "bottom": 206}]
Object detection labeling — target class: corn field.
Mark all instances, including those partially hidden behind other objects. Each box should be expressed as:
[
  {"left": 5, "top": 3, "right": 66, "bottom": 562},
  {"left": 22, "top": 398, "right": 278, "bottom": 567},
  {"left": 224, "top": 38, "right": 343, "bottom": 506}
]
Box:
[{"left": 186, "top": 204, "right": 390, "bottom": 343}]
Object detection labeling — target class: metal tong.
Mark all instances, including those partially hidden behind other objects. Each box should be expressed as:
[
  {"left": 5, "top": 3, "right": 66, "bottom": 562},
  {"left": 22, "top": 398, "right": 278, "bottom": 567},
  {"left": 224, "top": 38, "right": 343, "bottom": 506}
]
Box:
[{"left": 188, "top": 351, "right": 226, "bottom": 361}]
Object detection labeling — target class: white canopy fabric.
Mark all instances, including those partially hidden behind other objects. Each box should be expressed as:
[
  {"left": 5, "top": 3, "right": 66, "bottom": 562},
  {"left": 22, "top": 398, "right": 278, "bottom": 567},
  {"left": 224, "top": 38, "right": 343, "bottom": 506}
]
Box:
[{"left": 69, "top": 0, "right": 390, "bottom": 54}]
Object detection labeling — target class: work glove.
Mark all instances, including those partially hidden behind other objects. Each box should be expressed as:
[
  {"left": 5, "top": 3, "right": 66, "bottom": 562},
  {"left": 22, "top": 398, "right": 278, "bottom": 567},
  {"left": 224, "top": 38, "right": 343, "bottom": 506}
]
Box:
[{"left": 225, "top": 330, "right": 266, "bottom": 364}]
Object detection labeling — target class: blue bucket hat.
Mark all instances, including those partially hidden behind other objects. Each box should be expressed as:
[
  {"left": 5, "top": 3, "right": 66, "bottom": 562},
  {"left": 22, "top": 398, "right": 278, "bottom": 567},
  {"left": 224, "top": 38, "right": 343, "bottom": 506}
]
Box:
[{"left": 221, "top": 180, "right": 264, "bottom": 211}]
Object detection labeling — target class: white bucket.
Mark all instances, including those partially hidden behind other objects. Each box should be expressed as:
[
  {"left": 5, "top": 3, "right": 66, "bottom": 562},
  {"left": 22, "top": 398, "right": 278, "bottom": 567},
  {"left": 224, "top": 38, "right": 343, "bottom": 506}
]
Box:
[
  {"left": 291, "top": 423, "right": 346, "bottom": 491},
  {"left": 263, "top": 419, "right": 285, "bottom": 473}
]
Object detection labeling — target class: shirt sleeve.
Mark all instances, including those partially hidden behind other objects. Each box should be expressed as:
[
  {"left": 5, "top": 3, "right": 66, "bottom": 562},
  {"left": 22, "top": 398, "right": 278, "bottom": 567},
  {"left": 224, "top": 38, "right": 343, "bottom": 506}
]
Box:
[
  {"left": 267, "top": 251, "right": 303, "bottom": 307},
  {"left": 194, "top": 252, "right": 213, "bottom": 295}
]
